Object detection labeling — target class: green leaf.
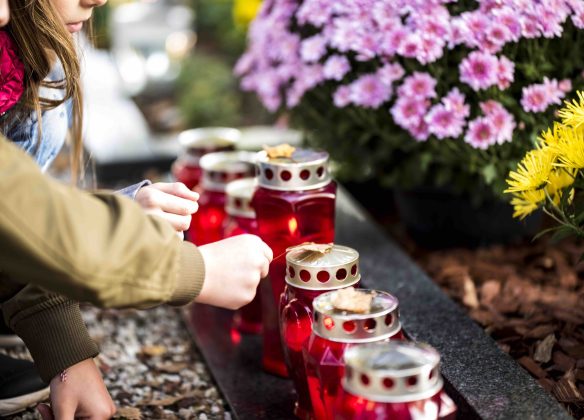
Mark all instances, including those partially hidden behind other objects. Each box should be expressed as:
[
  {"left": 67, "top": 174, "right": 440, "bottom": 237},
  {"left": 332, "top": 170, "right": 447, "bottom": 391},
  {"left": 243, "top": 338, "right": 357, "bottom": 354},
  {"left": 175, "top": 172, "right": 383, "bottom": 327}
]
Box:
[{"left": 481, "top": 163, "right": 497, "bottom": 185}]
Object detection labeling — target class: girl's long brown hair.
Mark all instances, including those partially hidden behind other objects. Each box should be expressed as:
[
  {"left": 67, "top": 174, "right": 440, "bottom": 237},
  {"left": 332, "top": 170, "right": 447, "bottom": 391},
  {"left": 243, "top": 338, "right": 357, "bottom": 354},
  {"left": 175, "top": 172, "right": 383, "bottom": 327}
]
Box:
[{"left": 7, "top": 0, "right": 84, "bottom": 182}]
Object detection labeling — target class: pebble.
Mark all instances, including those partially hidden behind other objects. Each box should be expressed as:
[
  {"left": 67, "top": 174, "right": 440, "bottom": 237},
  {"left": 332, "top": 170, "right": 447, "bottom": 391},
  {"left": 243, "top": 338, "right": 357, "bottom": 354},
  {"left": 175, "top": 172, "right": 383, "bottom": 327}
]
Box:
[{"left": 4, "top": 306, "right": 231, "bottom": 419}]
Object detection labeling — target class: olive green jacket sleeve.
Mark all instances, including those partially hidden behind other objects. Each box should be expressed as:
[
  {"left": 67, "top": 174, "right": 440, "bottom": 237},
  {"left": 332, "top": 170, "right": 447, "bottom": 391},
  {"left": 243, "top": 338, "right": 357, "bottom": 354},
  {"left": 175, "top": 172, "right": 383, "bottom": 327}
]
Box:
[
  {"left": 0, "top": 279, "right": 99, "bottom": 383},
  {"left": 0, "top": 136, "right": 205, "bottom": 308}
]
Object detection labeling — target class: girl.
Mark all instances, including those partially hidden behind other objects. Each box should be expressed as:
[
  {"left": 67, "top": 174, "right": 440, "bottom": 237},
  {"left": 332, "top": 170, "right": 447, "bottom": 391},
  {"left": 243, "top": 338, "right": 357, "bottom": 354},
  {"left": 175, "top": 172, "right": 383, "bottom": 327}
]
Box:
[{"left": 1, "top": 0, "right": 200, "bottom": 416}]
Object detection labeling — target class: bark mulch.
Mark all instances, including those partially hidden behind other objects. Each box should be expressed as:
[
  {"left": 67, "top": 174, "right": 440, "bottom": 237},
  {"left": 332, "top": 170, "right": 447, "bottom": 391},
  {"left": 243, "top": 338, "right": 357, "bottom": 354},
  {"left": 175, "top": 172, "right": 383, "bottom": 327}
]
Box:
[{"left": 407, "top": 237, "right": 584, "bottom": 419}]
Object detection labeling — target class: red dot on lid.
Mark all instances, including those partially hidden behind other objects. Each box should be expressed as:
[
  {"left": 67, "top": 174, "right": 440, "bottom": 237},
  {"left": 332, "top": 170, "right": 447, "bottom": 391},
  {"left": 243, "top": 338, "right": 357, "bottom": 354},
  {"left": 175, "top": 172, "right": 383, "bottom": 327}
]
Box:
[
  {"left": 300, "top": 169, "right": 310, "bottom": 180},
  {"left": 385, "top": 313, "right": 393, "bottom": 326},
  {"left": 360, "top": 374, "right": 370, "bottom": 386},
  {"left": 317, "top": 271, "right": 330, "bottom": 282},
  {"left": 407, "top": 376, "right": 418, "bottom": 387},
  {"left": 300, "top": 270, "right": 311, "bottom": 282},
  {"left": 350, "top": 264, "right": 358, "bottom": 275},
  {"left": 288, "top": 266, "right": 295, "bottom": 278},
  {"left": 343, "top": 321, "right": 356, "bottom": 333},
  {"left": 265, "top": 169, "right": 274, "bottom": 180},
  {"left": 281, "top": 170, "right": 292, "bottom": 181},
  {"left": 383, "top": 378, "right": 394, "bottom": 389},
  {"left": 364, "top": 319, "right": 376, "bottom": 332},
  {"left": 336, "top": 269, "right": 347, "bottom": 280},
  {"left": 316, "top": 166, "right": 325, "bottom": 178}
]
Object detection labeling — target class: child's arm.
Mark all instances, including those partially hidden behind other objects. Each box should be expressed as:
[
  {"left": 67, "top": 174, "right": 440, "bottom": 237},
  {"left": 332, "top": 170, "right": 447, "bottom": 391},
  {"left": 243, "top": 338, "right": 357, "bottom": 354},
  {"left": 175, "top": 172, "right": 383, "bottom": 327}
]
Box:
[
  {"left": 2, "top": 284, "right": 116, "bottom": 418},
  {"left": 0, "top": 137, "right": 271, "bottom": 310}
]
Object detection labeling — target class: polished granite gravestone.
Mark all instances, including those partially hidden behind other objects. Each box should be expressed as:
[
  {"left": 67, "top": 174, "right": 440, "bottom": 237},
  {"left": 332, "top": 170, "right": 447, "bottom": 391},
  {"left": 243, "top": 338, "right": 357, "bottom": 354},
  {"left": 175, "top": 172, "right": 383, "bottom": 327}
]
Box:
[{"left": 185, "top": 187, "right": 571, "bottom": 420}]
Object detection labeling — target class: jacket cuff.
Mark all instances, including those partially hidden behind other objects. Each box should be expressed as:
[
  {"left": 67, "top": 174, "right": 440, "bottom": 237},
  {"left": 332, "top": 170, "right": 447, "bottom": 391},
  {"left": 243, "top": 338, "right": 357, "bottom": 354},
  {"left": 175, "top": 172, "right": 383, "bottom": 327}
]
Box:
[
  {"left": 10, "top": 300, "right": 99, "bottom": 383},
  {"left": 169, "top": 241, "right": 205, "bottom": 306}
]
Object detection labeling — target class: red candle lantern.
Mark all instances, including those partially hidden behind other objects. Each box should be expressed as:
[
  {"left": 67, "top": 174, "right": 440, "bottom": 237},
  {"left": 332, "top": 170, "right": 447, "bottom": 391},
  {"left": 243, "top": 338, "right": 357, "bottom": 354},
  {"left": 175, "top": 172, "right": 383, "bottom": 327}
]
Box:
[
  {"left": 305, "top": 289, "right": 404, "bottom": 420},
  {"left": 224, "top": 178, "right": 262, "bottom": 334},
  {"left": 188, "top": 151, "right": 256, "bottom": 245},
  {"left": 335, "top": 342, "right": 457, "bottom": 420},
  {"left": 252, "top": 147, "right": 337, "bottom": 377},
  {"left": 171, "top": 127, "right": 240, "bottom": 191},
  {"left": 280, "top": 244, "right": 361, "bottom": 420}
]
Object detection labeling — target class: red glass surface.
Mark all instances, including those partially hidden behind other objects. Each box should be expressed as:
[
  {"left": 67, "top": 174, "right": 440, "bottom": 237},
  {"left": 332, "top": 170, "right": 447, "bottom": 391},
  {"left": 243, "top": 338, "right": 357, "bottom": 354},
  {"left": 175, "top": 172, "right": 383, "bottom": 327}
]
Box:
[
  {"left": 304, "top": 331, "right": 405, "bottom": 420},
  {"left": 334, "top": 387, "right": 457, "bottom": 420},
  {"left": 172, "top": 158, "right": 202, "bottom": 191},
  {"left": 188, "top": 190, "right": 227, "bottom": 246},
  {"left": 279, "top": 287, "right": 326, "bottom": 420},
  {"left": 225, "top": 217, "right": 262, "bottom": 334},
  {"left": 252, "top": 182, "right": 337, "bottom": 377}
]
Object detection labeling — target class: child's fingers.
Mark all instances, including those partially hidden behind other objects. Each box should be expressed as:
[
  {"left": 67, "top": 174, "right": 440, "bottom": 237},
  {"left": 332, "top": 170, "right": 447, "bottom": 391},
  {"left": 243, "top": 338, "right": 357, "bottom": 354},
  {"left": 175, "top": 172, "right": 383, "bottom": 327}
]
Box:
[
  {"left": 151, "top": 182, "right": 200, "bottom": 201},
  {"left": 146, "top": 209, "right": 192, "bottom": 232},
  {"left": 36, "top": 404, "right": 55, "bottom": 420}
]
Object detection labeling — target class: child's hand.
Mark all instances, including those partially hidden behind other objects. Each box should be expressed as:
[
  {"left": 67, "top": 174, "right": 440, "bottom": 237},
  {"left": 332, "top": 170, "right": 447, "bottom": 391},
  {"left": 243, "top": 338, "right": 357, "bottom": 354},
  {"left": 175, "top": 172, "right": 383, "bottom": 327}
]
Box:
[
  {"left": 196, "top": 234, "right": 273, "bottom": 310},
  {"left": 37, "top": 358, "right": 116, "bottom": 420},
  {"left": 135, "top": 182, "right": 199, "bottom": 232}
]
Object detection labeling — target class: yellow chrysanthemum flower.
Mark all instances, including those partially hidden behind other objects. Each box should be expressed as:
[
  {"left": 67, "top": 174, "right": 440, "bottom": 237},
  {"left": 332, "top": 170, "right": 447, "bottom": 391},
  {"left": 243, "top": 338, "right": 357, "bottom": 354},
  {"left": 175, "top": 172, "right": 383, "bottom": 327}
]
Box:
[
  {"left": 510, "top": 189, "right": 546, "bottom": 219},
  {"left": 558, "top": 91, "right": 584, "bottom": 129},
  {"left": 505, "top": 147, "right": 556, "bottom": 193},
  {"left": 552, "top": 125, "right": 584, "bottom": 169},
  {"left": 234, "top": 0, "right": 262, "bottom": 28},
  {"left": 538, "top": 122, "right": 562, "bottom": 146},
  {"left": 546, "top": 168, "right": 576, "bottom": 205}
]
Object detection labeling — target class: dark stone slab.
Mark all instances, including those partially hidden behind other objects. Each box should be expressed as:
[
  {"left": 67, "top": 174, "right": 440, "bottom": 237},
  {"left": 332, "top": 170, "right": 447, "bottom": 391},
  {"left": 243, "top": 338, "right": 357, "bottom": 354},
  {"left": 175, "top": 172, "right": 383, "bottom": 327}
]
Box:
[
  {"left": 185, "top": 304, "right": 296, "bottom": 420},
  {"left": 185, "top": 186, "right": 571, "bottom": 420}
]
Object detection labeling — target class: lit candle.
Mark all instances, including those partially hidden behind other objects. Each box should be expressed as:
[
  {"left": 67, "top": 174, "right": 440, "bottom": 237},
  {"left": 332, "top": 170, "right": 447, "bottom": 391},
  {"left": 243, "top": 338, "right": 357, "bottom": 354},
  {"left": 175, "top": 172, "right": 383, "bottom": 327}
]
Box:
[
  {"left": 252, "top": 147, "right": 337, "bottom": 377},
  {"left": 335, "top": 342, "right": 457, "bottom": 420},
  {"left": 187, "top": 151, "right": 256, "bottom": 245},
  {"left": 225, "top": 178, "right": 262, "bottom": 334},
  {"left": 280, "top": 244, "right": 361, "bottom": 420},
  {"left": 304, "top": 289, "right": 404, "bottom": 420}
]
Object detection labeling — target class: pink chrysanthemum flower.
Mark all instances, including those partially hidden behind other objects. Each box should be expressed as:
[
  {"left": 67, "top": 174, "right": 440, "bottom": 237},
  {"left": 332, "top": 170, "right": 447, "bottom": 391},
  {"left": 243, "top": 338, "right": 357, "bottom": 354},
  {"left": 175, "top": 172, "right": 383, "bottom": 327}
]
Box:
[
  {"left": 390, "top": 96, "right": 430, "bottom": 132},
  {"left": 397, "top": 72, "right": 437, "bottom": 99},
  {"left": 480, "top": 100, "right": 515, "bottom": 144},
  {"left": 377, "top": 62, "right": 405, "bottom": 86},
  {"left": 496, "top": 56, "right": 515, "bottom": 90},
  {"left": 459, "top": 51, "right": 498, "bottom": 91},
  {"left": 323, "top": 55, "right": 351, "bottom": 81},
  {"left": 300, "top": 35, "right": 327, "bottom": 63},
  {"left": 465, "top": 117, "right": 498, "bottom": 150},
  {"left": 443, "top": 88, "right": 470, "bottom": 118},
  {"left": 333, "top": 85, "right": 351, "bottom": 108},
  {"left": 521, "top": 78, "right": 566, "bottom": 113},
  {"left": 348, "top": 74, "right": 392, "bottom": 109},
  {"left": 425, "top": 104, "right": 466, "bottom": 139}
]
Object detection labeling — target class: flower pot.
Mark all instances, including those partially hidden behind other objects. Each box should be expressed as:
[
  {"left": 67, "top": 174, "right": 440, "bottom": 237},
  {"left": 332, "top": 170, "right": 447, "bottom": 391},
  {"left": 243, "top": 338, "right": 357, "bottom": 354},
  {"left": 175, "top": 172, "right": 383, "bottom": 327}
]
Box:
[{"left": 394, "top": 187, "right": 542, "bottom": 248}]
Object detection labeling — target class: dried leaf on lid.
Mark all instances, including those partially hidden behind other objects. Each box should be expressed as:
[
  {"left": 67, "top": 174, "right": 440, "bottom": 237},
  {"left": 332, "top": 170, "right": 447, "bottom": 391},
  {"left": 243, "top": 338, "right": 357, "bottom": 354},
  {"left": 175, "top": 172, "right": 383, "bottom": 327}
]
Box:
[
  {"left": 332, "top": 287, "right": 373, "bottom": 313},
  {"left": 287, "top": 242, "right": 334, "bottom": 262},
  {"left": 264, "top": 143, "right": 296, "bottom": 160}
]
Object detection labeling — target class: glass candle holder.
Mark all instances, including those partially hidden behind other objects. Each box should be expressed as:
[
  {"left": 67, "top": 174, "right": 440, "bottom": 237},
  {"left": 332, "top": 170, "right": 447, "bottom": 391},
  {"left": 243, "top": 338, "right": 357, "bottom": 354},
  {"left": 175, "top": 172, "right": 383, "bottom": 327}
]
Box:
[
  {"left": 224, "top": 178, "right": 262, "bottom": 334},
  {"left": 335, "top": 342, "right": 457, "bottom": 420},
  {"left": 280, "top": 244, "right": 361, "bottom": 420},
  {"left": 187, "top": 151, "right": 256, "bottom": 245},
  {"left": 305, "top": 289, "right": 404, "bottom": 420},
  {"left": 252, "top": 148, "right": 337, "bottom": 377},
  {"left": 171, "top": 127, "right": 240, "bottom": 191}
]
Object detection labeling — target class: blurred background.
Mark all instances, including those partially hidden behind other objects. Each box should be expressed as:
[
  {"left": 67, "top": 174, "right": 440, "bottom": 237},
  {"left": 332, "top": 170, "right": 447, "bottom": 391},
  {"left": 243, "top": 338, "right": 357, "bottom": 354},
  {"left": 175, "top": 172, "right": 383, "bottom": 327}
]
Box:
[{"left": 78, "top": 0, "right": 284, "bottom": 188}]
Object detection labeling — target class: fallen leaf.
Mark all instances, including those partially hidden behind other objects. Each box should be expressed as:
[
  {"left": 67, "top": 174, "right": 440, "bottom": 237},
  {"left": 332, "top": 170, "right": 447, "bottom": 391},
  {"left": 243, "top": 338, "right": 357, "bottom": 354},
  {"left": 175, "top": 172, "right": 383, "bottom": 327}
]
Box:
[
  {"left": 140, "top": 345, "right": 167, "bottom": 357},
  {"left": 114, "top": 407, "right": 141, "bottom": 420},
  {"left": 534, "top": 334, "right": 557, "bottom": 363},
  {"left": 156, "top": 362, "right": 188, "bottom": 374},
  {"left": 263, "top": 143, "right": 295, "bottom": 159},
  {"left": 143, "top": 395, "right": 183, "bottom": 407},
  {"left": 332, "top": 287, "right": 373, "bottom": 314},
  {"left": 524, "top": 324, "right": 556, "bottom": 339},
  {"left": 552, "top": 370, "right": 583, "bottom": 403}
]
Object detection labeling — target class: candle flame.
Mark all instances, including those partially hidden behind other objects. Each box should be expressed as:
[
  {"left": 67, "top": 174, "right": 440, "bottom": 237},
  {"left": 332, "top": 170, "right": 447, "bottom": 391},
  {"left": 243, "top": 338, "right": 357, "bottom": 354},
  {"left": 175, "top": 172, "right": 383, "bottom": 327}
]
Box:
[{"left": 288, "top": 216, "right": 298, "bottom": 236}]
